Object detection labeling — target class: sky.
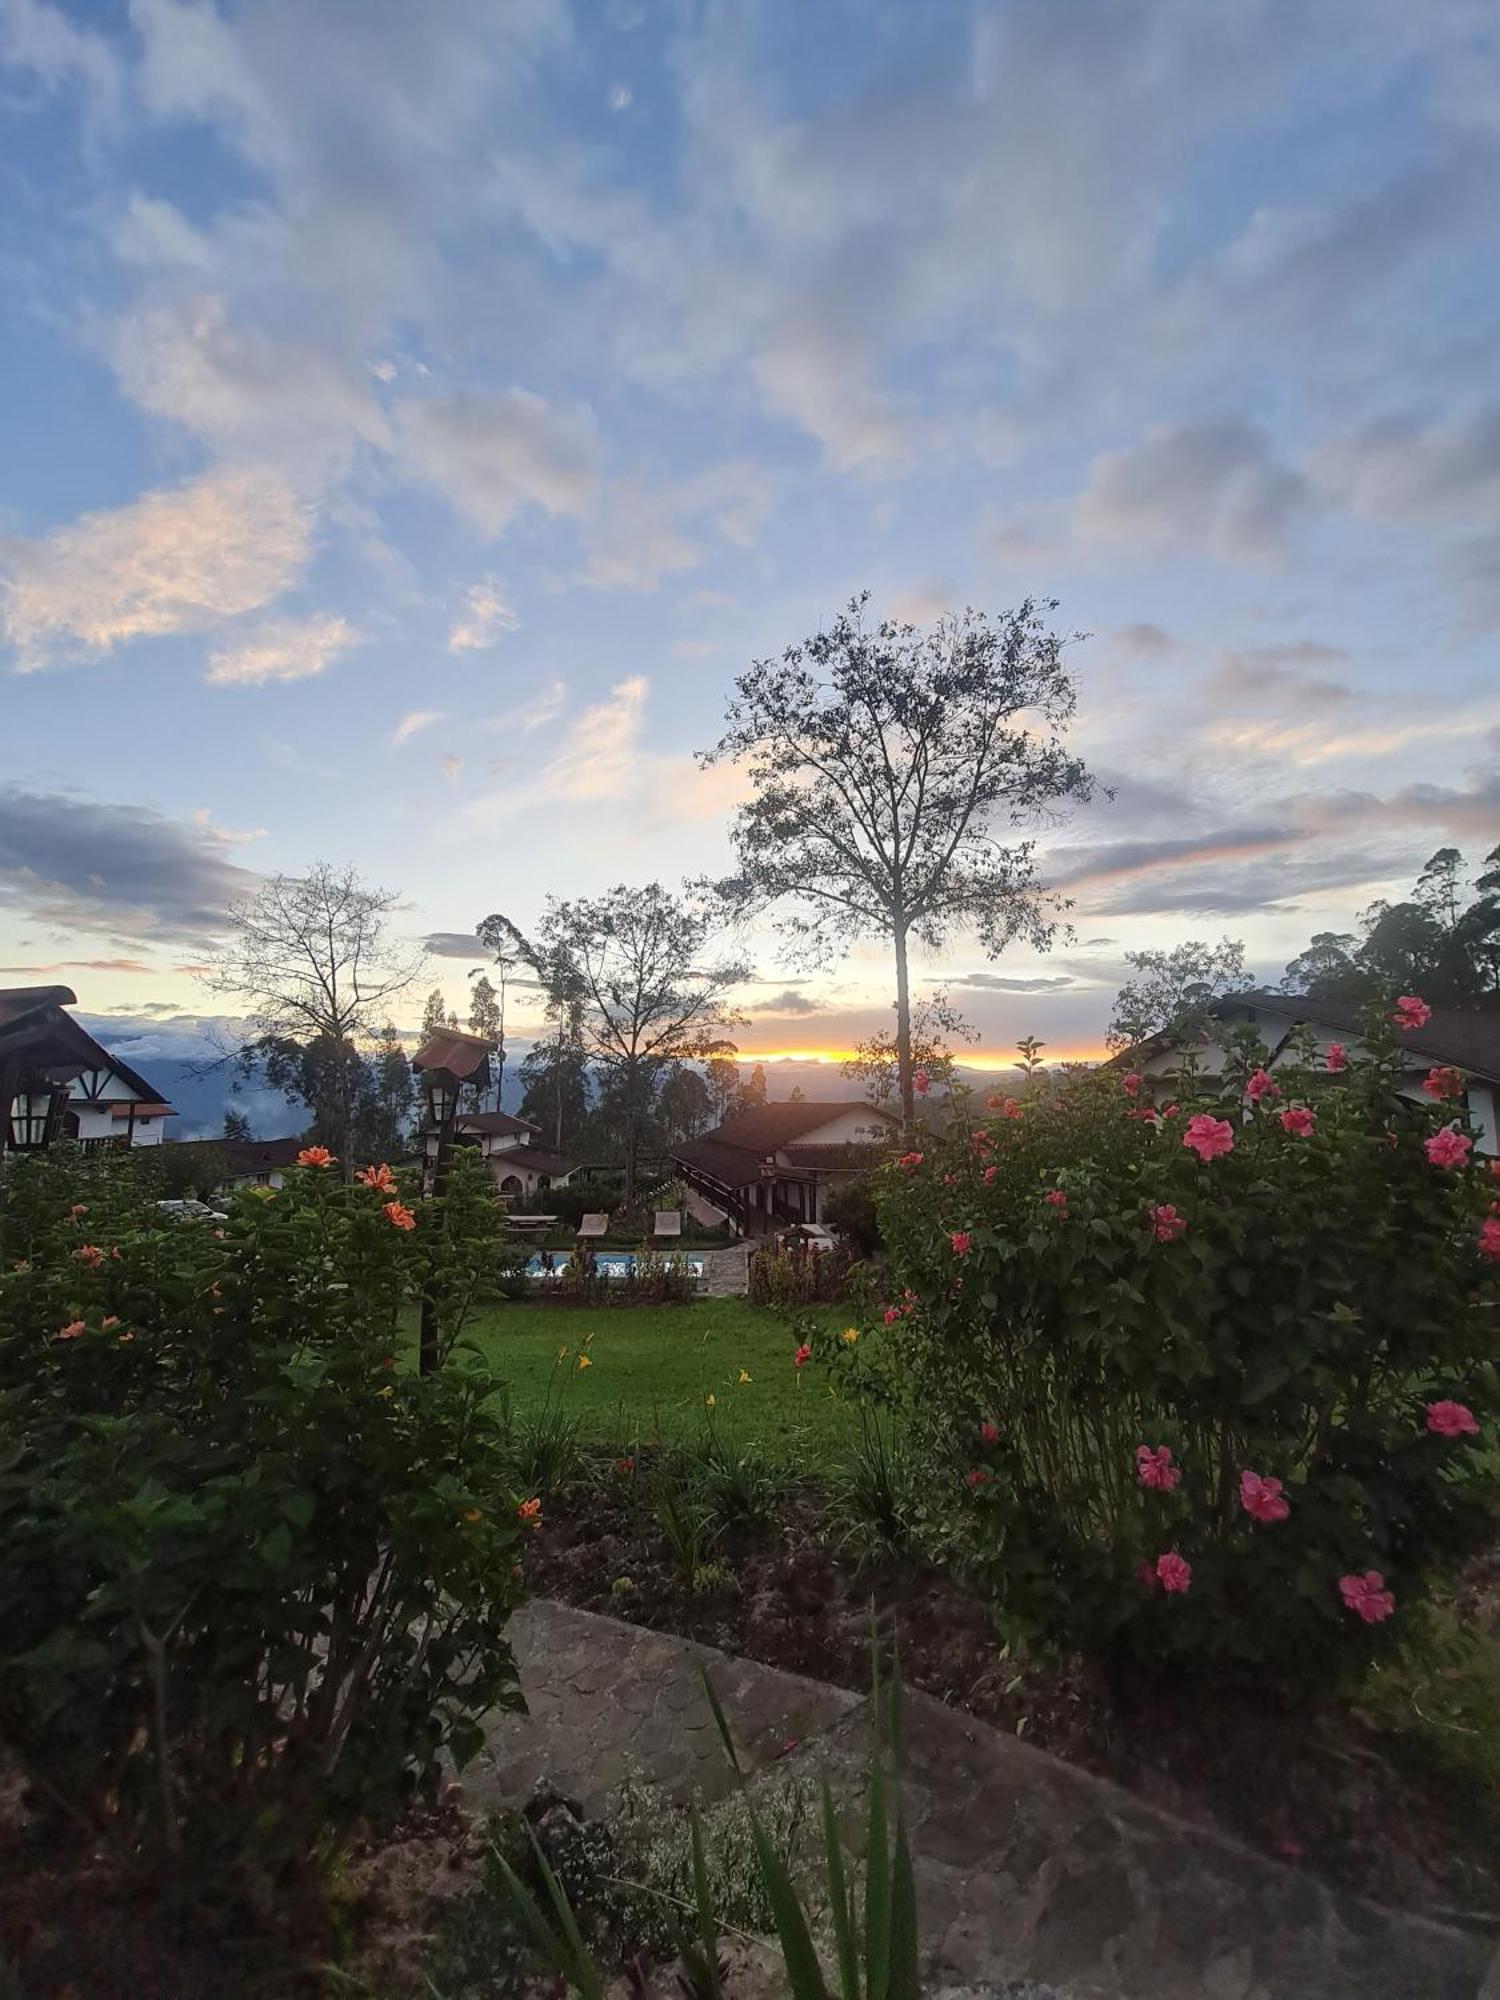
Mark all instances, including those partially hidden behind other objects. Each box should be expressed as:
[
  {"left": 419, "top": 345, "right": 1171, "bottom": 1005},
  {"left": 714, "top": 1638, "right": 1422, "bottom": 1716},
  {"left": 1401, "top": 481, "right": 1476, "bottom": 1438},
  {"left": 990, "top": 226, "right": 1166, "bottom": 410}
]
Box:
[{"left": 2, "top": 0, "right": 1499, "bottom": 1080}]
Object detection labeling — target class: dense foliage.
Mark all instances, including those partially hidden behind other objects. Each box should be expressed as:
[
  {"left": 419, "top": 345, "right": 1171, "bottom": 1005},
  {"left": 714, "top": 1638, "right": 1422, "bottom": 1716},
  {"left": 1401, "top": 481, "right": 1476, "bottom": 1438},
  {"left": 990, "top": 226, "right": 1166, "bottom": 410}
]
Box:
[
  {"left": 816, "top": 1002, "right": 1500, "bottom": 1681},
  {"left": 0, "top": 1144, "right": 527, "bottom": 1910}
]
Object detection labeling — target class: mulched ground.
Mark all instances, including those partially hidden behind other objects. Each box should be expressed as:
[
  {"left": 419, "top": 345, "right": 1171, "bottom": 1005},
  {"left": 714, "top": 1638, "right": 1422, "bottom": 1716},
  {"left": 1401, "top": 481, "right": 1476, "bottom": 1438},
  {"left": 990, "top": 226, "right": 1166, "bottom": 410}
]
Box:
[{"left": 528, "top": 1481, "right": 1500, "bottom": 1930}]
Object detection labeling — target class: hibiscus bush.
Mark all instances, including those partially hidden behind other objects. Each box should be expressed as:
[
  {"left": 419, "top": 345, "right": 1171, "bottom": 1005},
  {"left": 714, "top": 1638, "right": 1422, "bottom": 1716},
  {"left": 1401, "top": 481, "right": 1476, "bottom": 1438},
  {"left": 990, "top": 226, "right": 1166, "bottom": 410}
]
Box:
[
  {"left": 814, "top": 999, "right": 1500, "bottom": 1684},
  {"left": 0, "top": 1143, "right": 529, "bottom": 1916}
]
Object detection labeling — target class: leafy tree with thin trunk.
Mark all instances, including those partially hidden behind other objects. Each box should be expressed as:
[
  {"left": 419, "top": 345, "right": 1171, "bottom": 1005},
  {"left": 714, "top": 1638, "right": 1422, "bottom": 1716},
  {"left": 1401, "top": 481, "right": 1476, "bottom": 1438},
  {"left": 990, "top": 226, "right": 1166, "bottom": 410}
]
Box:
[
  {"left": 481, "top": 885, "right": 746, "bottom": 1202},
  {"left": 701, "top": 594, "right": 1095, "bottom": 1126},
  {"left": 221, "top": 1107, "right": 252, "bottom": 1143},
  {"left": 738, "top": 1062, "right": 767, "bottom": 1113},
  {"left": 209, "top": 863, "right": 425, "bottom": 1174},
  {"left": 704, "top": 1056, "right": 740, "bottom": 1122},
  {"left": 1107, "top": 937, "right": 1247, "bottom": 1053},
  {"left": 844, "top": 987, "right": 977, "bottom": 1104},
  {"left": 477, "top": 917, "right": 591, "bottom": 1153}
]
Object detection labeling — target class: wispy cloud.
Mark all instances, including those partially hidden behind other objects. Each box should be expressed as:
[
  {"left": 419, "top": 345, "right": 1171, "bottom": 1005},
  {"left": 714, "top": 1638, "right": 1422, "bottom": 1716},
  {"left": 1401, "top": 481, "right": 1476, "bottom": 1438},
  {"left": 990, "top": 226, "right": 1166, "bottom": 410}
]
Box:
[
  {"left": 205, "top": 612, "right": 356, "bottom": 686},
  {"left": 1, "top": 467, "right": 312, "bottom": 669},
  {"left": 391, "top": 709, "right": 447, "bottom": 748},
  {"left": 448, "top": 575, "right": 520, "bottom": 651}
]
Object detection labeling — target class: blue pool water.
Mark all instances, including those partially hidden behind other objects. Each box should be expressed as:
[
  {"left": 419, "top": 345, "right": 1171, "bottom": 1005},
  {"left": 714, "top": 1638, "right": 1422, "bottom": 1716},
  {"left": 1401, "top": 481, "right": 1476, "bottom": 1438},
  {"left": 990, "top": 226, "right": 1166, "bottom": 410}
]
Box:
[{"left": 525, "top": 1250, "right": 705, "bottom": 1279}]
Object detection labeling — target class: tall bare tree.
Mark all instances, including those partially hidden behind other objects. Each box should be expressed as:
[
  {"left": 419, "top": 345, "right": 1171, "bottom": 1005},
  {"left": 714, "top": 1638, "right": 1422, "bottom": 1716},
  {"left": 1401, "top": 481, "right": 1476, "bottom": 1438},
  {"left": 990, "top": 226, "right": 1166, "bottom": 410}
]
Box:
[
  {"left": 210, "top": 863, "right": 425, "bottom": 1172},
  {"left": 701, "top": 595, "right": 1096, "bottom": 1124},
  {"left": 481, "top": 885, "right": 746, "bottom": 1201}
]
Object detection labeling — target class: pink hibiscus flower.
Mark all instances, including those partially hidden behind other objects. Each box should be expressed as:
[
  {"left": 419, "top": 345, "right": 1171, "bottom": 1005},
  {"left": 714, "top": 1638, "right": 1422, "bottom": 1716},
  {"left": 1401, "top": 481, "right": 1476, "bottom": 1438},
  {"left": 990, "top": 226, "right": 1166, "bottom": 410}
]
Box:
[
  {"left": 1425, "top": 1399, "right": 1479, "bottom": 1438},
  {"left": 1122, "top": 1072, "right": 1143, "bottom": 1098},
  {"left": 55, "top": 1320, "right": 85, "bottom": 1341},
  {"left": 1279, "top": 1105, "right": 1315, "bottom": 1137},
  {"left": 793, "top": 1342, "right": 812, "bottom": 1369},
  {"left": 1339, "top": 1570, "right": 1395, "bottom": 1624},
  {"left": 1182, "top": 1114, "right": 1235, "bottom": 1162},
  {"left": 979, "top": 1420, "right": 1000, "bottom": 1446},
  {"left": 1325, "top": 1043, "right": 1347, "bottom": 1072},
  {"left": 1422, "top": 1066, "right": 1465, "bottom": 1101},
  {"left": 983, "top": 1164, "right": 998, "bottom": 1184},
  {"left": 965, "top": 1466, "right": 991, "bottom": 1491},
  {"left": 949, "top": 1230, "right": 973, "bottom": 1256},
  {"left": 1155, "top": 1552, "right": 1192, "bottom": 1594},
  {"left": 1479, "top": 1217, "right": 1500, "bottom": 1261},
  {"left": 914, "top": 1067, "right": 931, "bottom": 1096},
  {"left": 897, "top": 1151, "right": 924, "bottom": 1171},
  {"left": 1245, "top": 1068, "right": 1279, "bottom": 1104},
  {"left": 1394, "top": 995, "right": 1432, "bottom": 1030},
  {"left": 1147, "top": 1203, "right": 1186, "bottom": 1242},
  {"left": 1425, "top": 1127, "right": 1472, "bottom": 1170},
  {"left": 1000, "top": 1097, "right": 1024, "bottom": 1119},
  {"left": 1043, "top": 1188, "right": 1068, "bottom": 1213},
  {"left": 1239, "top": 1469, "right": 1291, "bottom": 1523},
  {"left": 1136, "top": 1444, "right": 1181, "bottom": 1492}
]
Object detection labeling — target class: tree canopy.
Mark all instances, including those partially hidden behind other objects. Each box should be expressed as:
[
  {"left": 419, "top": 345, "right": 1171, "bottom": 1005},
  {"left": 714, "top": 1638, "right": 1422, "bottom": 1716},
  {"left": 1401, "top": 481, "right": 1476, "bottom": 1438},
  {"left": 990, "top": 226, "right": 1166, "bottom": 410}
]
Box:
[
  {"left": 701, "top": 594, "right": 1095, "bottom": 1122},
  {"left": 1106, "top": 938, "right": 1248, "bottom": 1053},
  {"left": 1281, "top": 846, "right": 1500, "bottom": 1007},
  {"left": 210, "top": 863, "right": 424, "bottom": 1171}
]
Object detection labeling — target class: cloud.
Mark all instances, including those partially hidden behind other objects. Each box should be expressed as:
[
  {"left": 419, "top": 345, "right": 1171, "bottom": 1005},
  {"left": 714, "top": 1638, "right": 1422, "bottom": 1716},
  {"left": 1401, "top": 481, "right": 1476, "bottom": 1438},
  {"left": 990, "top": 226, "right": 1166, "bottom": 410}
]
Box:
[
  {"left": 111, "top": 293, "right": 387, "bottom": 462},
  {"left": 448, "top": 575, "right": 519, "bottom": 651},
  {"left": 751, "top": 988, "right": 823, "bottom": 1015},
  {"left": 1114, "top": 622, "right": 1178, "bottom": 658},
  {"left": 391, "top": 708, "right": 446, "bottom": 748},
  {"left": 398, "top": 389, "right": 600, "bottom": 536},
  {"left": 949, "top": 973, "right": 1079, "bottom": 993},
  {"left": 422, "top": 930, "right": 486, "bottom": 960},
  {"left": 1206, "top": 642, "right": 1354, "bottom": 710},
  {"left": 607, "top": 81, "right": 632, "bottom": 111},
  {"left": 752, "top": 317, "right": 908, "bottom": 470},
  {"left": 0, "top": 786, "right": 257, "bottom": 944},
  {"left": 487, "top": 680, "right": 566, "bottom": 734},
  {"left": 0, "top": 0, "right": 122, "bottom": 120},
  {"left": 575, "top": 482, "right": 702, "bottom": 592},
  {"left": 0, "top": 958, "right": 154, "bottom": 975},
  {"left": 0, "top": 466, "right": 313, "bottom": 668},
  {"left": 889, "top": 580, "right": 955, "bottom": 625},
  {"left": 204, "top": 612, "right": 357, "bottom": 687},
  {"left": 1312, "top": 408, "right": 1500, "bottom": 525},
  {"left": 1076, "top": 421, "right": 1308, "bottom": 566}
]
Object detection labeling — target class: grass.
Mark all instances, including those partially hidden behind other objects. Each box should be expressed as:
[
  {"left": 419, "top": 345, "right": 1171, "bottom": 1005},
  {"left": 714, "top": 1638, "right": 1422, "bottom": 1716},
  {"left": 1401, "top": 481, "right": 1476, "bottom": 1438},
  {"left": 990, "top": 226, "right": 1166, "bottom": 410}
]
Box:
[{"left": 451, "top": 1299, "right": 858, "bottom": 1459}]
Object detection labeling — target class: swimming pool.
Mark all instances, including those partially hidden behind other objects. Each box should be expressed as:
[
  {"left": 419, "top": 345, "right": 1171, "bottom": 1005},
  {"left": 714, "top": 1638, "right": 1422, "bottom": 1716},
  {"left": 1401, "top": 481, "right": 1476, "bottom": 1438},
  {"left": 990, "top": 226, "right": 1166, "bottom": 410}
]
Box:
[{"left": 524, "top": 1250, "right": 706, "bottom": 1279}]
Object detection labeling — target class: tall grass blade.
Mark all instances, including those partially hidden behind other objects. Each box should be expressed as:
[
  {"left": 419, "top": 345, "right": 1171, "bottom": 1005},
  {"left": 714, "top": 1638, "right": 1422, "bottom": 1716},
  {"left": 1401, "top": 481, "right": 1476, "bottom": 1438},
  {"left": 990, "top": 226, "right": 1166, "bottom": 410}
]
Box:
[{"left": 821, "top": 1769, "right": 860, "bottom": 2000}]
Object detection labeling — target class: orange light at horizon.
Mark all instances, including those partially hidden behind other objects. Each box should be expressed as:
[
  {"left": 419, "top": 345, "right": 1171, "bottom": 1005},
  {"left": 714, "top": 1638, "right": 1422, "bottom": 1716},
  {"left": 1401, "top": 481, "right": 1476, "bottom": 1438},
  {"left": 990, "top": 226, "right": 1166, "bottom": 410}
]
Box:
[{"left": 735, "top": 1043, "right": 1111, "bottom": 1069}]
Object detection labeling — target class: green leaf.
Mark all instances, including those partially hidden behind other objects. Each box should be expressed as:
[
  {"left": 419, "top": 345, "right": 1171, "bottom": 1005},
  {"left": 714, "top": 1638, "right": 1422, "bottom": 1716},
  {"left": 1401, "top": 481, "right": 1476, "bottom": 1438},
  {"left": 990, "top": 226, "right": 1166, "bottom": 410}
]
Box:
[
  {"left": 259, "top": 1522, "right": 292, "bottom": 1571},
  {"left": 821, "top": 1769, "right": 860, "bottom": 2000}
]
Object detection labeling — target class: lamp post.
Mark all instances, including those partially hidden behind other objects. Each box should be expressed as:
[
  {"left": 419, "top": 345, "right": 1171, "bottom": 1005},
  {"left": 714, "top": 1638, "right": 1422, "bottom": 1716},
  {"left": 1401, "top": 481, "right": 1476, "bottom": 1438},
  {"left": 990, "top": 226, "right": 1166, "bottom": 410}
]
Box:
[{"left": 417, "top": 1063, "right": 461, "bottom": 1378}]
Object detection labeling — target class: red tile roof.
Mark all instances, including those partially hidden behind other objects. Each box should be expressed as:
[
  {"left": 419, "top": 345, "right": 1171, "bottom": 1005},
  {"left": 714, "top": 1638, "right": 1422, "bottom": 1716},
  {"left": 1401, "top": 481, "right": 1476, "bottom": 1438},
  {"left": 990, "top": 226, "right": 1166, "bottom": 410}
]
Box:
[{"left": 412, "top": 1027, "right": 495, "bottom": 1080}]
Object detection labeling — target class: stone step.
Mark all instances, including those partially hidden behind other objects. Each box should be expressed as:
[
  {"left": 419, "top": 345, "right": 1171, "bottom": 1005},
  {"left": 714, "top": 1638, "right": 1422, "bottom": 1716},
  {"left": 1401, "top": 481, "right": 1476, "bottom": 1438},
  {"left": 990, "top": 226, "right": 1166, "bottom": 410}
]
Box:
[{"left": 468, "top": 1600, "right": 1496, "bottom": 2000}]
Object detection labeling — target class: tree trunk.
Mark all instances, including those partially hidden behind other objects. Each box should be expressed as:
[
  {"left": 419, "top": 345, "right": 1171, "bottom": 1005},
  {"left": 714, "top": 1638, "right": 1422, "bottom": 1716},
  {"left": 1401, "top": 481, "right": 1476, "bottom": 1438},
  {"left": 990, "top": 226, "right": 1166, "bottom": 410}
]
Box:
[{"left": 894, "top": 920, "right": 914, "bottom": 1131}]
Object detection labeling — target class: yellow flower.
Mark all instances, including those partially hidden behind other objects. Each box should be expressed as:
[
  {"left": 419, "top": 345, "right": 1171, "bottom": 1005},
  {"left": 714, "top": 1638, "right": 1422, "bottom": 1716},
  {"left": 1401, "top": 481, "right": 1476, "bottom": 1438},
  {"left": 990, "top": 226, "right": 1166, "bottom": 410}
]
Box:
[
  {"left": 705, "top": 1393, "right": 716, "bottom": 1408},
  {"left": 840, "top": 1327, "right": 860, "bottom": 1345},
  {"left": 577, "top": 1353, "right": 592, "bottom": 1370},
  {"left": 738, "top": 1369, "right": 752, "bottom": 1384},
  {"left": 557, "top": 1344, "right": 568, "bottom": 1360},
  {"left": 460, "top": 1507, "right": 482, "bottom": 1523},
  {"left": 375, "top": 1385, "right": 394, "bottom": 1399}
]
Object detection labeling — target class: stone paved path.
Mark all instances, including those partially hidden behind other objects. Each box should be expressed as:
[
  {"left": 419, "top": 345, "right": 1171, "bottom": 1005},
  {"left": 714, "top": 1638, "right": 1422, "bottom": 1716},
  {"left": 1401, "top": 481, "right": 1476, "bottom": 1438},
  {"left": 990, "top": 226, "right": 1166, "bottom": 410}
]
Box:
[
  {"left": 699, "top": 1242, "right": 751, "bottom": 1296},
  {"left": 467, "top": 1600, "right": 1497, "bottom": 2000}
]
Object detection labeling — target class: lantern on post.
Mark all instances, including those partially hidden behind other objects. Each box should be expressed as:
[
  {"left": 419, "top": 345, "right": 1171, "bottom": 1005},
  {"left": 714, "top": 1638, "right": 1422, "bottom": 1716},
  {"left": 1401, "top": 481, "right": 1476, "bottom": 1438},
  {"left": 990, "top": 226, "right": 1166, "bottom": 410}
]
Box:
[{"left": 411, "top": 1026, "right": 496, "bottom": 1375}]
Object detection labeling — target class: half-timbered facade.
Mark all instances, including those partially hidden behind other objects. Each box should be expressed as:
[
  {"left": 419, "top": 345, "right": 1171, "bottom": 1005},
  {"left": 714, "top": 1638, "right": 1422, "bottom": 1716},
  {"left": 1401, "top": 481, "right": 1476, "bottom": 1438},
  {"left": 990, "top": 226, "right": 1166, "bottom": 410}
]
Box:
[{"left": 0, "top": 986, "right": 173, "bottom": 1154}]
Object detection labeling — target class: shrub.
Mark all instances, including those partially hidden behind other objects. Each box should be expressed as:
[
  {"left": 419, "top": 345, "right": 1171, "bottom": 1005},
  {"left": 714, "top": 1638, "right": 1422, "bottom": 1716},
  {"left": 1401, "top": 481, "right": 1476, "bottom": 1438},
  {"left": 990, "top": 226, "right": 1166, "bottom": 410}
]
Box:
[
  {"left": 821, "top": 1170, "right": 884, "bottom": 1257},
  {"left": 549, "top": 1246, "right": 698, "bottom": 1307},
  {"left": 813, "top": 1003, "right": 1500, "bottom": 1684},
  {"left": 0, "top": 1144, "right": 528, "bottom": 1915},
  {"left": 748, "top": 1236, "right": 856, "bottom": 1307}
]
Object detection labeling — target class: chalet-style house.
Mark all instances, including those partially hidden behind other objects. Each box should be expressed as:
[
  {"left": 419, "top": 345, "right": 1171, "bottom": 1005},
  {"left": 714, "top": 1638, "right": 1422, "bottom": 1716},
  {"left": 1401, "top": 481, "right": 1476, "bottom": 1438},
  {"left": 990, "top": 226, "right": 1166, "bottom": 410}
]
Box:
[
  {"left": 1121, "top": 990, "right": 1500, "bottom": 1154},
  {"left": 672, "top": 1100, "right": 900, "bottom": 1233},
  {"left": 0, "top": 985, "right": 172, "bottom": 1155},
  {"left": 452, "top": 1109, "right": 574, "bottom": 1200},
  {"left": 168, "top": 1134, "right": 305, "bottom": 1191}
]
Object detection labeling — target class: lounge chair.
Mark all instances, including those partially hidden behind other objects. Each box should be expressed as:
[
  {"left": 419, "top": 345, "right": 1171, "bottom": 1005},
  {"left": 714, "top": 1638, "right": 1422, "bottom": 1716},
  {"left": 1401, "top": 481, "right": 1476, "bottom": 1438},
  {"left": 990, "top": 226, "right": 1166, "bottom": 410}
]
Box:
[
  {"left": 654, "top": 1209, "right": 683, "bottom": 1239},
  {"left": 577, "top": 1212, "right": 608, "bottom": 1240}
]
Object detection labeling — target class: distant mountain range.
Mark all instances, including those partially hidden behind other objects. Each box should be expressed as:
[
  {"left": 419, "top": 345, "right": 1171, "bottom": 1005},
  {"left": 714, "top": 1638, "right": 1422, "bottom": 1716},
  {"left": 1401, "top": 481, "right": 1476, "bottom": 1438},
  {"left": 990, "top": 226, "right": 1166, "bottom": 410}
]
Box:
[{"left": 79, "top": 1013, "right": 1037, "bottom": 1143}]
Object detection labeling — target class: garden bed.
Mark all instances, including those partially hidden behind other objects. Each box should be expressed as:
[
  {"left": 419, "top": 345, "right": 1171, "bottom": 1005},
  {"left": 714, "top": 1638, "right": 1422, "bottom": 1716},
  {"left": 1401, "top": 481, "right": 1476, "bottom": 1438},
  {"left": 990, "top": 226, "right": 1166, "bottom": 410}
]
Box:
[{"left": 526, "top": 1473, "right": 1500, "bottom": 1929}]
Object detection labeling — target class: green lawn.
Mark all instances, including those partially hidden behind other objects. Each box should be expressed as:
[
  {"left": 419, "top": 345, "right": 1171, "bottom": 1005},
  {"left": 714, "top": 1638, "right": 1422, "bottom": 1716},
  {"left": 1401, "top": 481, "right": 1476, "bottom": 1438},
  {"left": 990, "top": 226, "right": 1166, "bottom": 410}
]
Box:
[{"left": 452, "top": 1299, "right": 858, "bottom": 1459}]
